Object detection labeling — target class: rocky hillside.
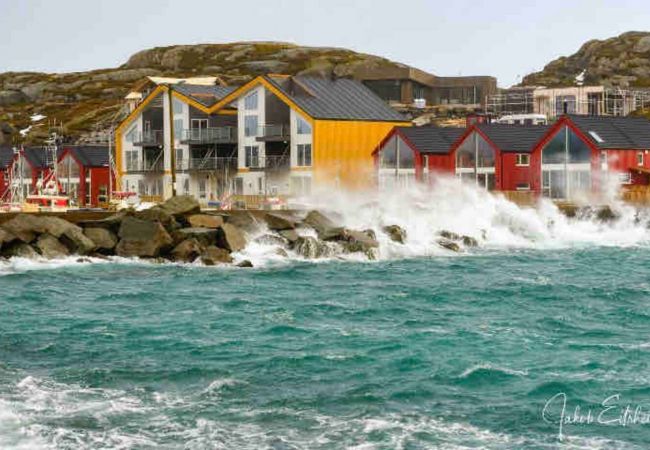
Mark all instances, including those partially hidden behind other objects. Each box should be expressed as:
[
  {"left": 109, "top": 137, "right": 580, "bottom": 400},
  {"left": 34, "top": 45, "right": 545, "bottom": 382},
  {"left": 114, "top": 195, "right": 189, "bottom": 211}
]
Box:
[
  {"left": 522, "top": 31, "right": 650, "bottom": 88},
  {"left": 0, "top": 42, "right": 405, "bottom": 144}
]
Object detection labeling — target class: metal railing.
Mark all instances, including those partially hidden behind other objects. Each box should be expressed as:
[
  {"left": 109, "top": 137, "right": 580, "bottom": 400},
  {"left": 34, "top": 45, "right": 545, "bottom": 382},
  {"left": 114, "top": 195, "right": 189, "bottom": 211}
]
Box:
[
  {"left": 188, "top": 157, "right": 238, "bottom": 171},
  {"left": 257, "top": 124, "right": 290, "bottom": 139},
  {"left": 181, "top": 127, "right": 236, "bottom": 144},
  {"left": 131, "top": 130, "right": 164, "bottom": 146},
  {"left": 246, "top": 155, "right": 290, "bottom": 170},
  {"left": 125, "top": 157, "right": 164, "bottom": 173}
]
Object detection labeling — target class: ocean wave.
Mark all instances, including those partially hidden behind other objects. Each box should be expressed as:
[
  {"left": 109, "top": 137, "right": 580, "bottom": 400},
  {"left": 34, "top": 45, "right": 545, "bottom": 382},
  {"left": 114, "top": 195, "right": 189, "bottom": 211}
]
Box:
[{"left": 458, "top": 363, "right": 529, "bottom": 381}]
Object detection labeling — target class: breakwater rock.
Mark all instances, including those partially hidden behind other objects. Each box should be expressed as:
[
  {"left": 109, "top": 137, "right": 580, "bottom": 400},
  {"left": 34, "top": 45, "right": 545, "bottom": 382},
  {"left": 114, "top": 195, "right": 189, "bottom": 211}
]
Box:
[{"left": 0, "top": 197, "right": 482, "bottom": 266}]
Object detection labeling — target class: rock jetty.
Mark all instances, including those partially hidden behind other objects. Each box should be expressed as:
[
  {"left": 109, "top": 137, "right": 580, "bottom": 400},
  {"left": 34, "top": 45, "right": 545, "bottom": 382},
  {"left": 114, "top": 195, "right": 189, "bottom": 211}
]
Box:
[{"left": 0, "top": 197, "right": 481, "bottom": 266}]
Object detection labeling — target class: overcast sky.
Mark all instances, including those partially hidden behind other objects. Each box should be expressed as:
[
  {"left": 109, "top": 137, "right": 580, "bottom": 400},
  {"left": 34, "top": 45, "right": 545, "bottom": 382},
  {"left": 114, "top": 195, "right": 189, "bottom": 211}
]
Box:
[{"left": 1, "top": 0, "right": 649, "bottom": 87}]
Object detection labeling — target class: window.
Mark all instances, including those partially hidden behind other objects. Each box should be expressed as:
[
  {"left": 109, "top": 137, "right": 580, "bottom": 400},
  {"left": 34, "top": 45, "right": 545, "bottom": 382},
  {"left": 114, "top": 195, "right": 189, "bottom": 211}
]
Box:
[
  {"left": 297, "top": 144, "right": 312, "bottom": 166},
  {"left": 244, "top": 115, "right": 258, "bottom": 137},
  {"left": 296, "top": 115, "right": 312, "bottom": 134},
  {"left": 173, "top": 98, "right": 185, "bottom": 115},
  {"left": 619, "top": 172, "right": 632, "bottom": 184},
  {"left": 638, "top": 152, "right": 644, "bottom": 167},
  {"left": 125, "top": 126, "right": 137, "bottom": 143},
  {"left": 516, "top": 154, "right": 530, "bottom": 166},
  {"left": 126, "top": 151, "right": 139, "bottom": 171},
  {"left": 138, "top": 180, "right": 145, "bottom": 195},
  {"left": 245, "top": 146, "right": 259, "bottom": 168},
  {"left": 291, "top": 176, "right": 312, "bottom": 196},
  {"left": 175, "top": 148, "right": 184, "bottom": 170},
  {"left": 516, "top": 183, "right": 531, "bottom": 191},
  {"left": 234, "top": 178, "right": 244, "bottom": 195},
  {"left": 257, "top": 177, "right": 264, "bottom": 194},
  {"left": 244, "top": 91, "right": 258, "bottom": 110},
  {"left": 555, "top": 95, "right": 576, "bottom": 115},
  {"left": 589, "top": 131, "right": 604, "bottom": 143},
  {"left": 198, "top": 178, "right": 207, "bottom": 199},
  {"left": 183, "top": 178, "right": 190, "bottom": 195},
  {"left": 174, "top": 119, "right": 183, "bottom": 138}
]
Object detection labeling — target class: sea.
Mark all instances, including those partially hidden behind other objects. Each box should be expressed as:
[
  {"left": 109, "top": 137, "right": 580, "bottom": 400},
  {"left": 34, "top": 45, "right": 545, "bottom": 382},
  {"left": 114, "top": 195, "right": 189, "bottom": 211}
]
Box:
[{"left": 2, "top": 180, "right": 650, "bottom": 449}]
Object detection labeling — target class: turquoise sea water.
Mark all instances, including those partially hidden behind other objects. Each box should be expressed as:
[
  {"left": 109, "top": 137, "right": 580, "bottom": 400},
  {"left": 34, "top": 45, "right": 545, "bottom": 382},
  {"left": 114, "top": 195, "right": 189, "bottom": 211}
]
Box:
[{"left": 1, "top": 247, "right": 650, "bottom": 449}]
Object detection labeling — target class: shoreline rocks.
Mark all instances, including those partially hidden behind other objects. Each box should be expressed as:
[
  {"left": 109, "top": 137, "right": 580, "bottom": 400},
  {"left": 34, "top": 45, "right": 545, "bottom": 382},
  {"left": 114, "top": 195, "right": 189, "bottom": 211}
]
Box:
[{"left": 0, "top": 200, "right": 485, "bottom": 265}]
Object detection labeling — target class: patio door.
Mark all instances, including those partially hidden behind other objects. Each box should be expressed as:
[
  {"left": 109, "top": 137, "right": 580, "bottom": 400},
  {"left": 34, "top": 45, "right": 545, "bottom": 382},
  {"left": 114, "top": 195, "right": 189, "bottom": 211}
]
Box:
[{"left": 191, "top": 119, "right": 208, "bottom": 140}]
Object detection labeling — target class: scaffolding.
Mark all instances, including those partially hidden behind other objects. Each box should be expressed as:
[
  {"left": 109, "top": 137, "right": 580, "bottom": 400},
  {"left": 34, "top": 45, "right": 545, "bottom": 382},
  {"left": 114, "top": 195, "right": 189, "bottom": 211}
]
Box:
[{"left": 486, "top": 87, "right": 650, "bottom": 118}]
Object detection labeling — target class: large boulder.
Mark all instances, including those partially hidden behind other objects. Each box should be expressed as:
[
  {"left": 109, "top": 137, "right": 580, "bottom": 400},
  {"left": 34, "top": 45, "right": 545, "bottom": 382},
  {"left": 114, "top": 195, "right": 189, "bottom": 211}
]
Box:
[
  {"left": 115, "top": 216, "right": 173, "bottom": 257},
  {"left": 2, "top": 242, "right": 39, "bottom": 258},
  {"left": 1, "top": 214, "right": 41, "bottom": 242},
  {"left": 187, "top": 214, "right": 224, "bottom": 229},
  {"left": 174, "top": 228, "right": 218, "bottom": 247},
  {"left": 254, "top": 234, "right": 289, "bottom": 247},
  {"left": 216, "top": 224, "right": 246, "bottom": 252},
  {"left": 135, "top": 207, "right": 178, "bottom": 231},
  {"left": 171, "top": 238, "right": 203, "bottom": 262},
  {"left": 278, "top": 229, "right": 300, "bottom": 244},
  {"left": 0, "top": 228, "right": 17, "bottom": 249},
  {"left": 382, "top": 225, "right": 407, "bottom": 244},
  {"left": 83, "top": 227, "right": 118, "bottom": 252},
  {"left": 159, "top": 195, "right": 200, "bottom": 217},
  {"left": 437, "top": 238, "right": 461, "bottom": 252},
  {"left": 225, "top": 211, "right": 261, "bottom": 233},
  {"left": 60, "top": 227, "right": 97, "bottom": 255},
  {"left": 35, "top": 234, "right": 70, "bottom": 259},
  {"left": 302, "top": 210, "right": 343, "bottom": 240},
  {"left": 438, "top": 230, "right": 461, "bottom": 241},
  {"left": 293, "top": 236, "right": 333, "bottom": 259},
  {"left": 263, "top": 212, "right": 298, "bottom": 231},
  {"left": 201, "top": 246, "right": 233, "bottom": 265}
]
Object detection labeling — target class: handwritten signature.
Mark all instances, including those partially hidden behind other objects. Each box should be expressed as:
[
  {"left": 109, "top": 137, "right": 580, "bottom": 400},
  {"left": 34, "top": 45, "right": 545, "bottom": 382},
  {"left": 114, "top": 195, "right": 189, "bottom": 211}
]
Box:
[{"left": 543, "top": 393, "right": 650, "bottom": 440}]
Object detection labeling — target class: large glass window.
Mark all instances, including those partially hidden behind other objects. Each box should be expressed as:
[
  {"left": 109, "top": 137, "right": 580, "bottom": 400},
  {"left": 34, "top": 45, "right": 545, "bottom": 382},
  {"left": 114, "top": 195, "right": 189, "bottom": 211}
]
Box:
[
  {"left": 296, "top": 115, "right": 312, "bottom": 135},
  {"left": 379, "top": 136, "right": 397, "bottom": 169},
  {"left": 541, "top": 126, "right": 593, "bottom": 199},
  {"left": 244, "top": 91, "right": 258, "bottom": 110},
  {"left": 173, "top": 98, "right": 185, "bottom": 115},
  {"left": 455, "top": 132, "right": 496, "bottom": 190},
  {"left": 297, "top": 144, "right": 312, "bottom": 167},
  {"left": 245, "top": 146, "right": 259, "bottom": 168},
  {"left": 244, "top": 115, "right": 258, "bottom": 137},
  {"left": 555, "top": 95, "right": 576, "bottom": 115}
]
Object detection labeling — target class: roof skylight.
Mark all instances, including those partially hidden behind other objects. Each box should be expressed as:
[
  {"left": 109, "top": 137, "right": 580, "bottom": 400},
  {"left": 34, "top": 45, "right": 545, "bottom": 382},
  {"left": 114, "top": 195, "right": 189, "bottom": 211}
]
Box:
[{"left": 589, "top": 131, "right": 604, "bottom": 143}]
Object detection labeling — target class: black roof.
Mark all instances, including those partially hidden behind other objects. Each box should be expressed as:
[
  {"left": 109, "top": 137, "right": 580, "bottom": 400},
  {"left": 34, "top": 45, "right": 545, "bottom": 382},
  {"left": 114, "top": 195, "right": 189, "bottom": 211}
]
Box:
[
  {"left": 172, "top": 84, "right": 237, "bottom": 107},
  {"left": 265, "top": 75, "right": 408, "bottom": 122},
  {"left": 64, "top": 146, "right": 110, "bottom": 167},
  {"left": 0, "top": 147, "right": 15, "bottom": 169},
  {"left": 394, "top": 126, "right": 465, "bottom": 154},
  {"left": 22, "top": 146, "right": 53, "bottom": 169},
  {"left": 476, "top": 124, "right": 551, "bottom": 153},
  {"left": 567, "top": 115, "right": 650, "bottom": 149}
]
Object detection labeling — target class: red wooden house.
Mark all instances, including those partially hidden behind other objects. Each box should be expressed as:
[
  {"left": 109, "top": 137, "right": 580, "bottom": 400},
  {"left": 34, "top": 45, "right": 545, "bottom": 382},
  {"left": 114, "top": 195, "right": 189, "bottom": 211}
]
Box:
[
  {"left": 374, "top": 126, "right": 464, "bottom": 189},
  {"left": 57, "top": 146, "right": 114, "bottom": 207},
  {"left": 531, "top": 115, "right": 650, "bottom": 200},
  {"left": 0, "top": 147, "right": 16, "bottom": 200}
]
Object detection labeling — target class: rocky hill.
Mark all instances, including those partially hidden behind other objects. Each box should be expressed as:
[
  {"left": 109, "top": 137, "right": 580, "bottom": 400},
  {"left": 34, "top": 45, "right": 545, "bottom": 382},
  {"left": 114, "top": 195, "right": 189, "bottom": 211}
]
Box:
[
  {"left": 522, "top": 31, "right": 650, "bottom": 88},
  {"left": 0, "top": 42, "right": 405, "bottom": 144}
]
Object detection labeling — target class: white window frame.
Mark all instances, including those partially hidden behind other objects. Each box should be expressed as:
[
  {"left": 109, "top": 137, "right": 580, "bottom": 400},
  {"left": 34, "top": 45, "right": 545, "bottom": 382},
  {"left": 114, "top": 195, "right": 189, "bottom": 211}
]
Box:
[
  {"left": 244, "top": 91, "right": 258, "bottom": 110},
  {"left": 515, "top": 153, "right": 530, "bottom": 167},
  {"left": 245, "top": 146, "right": 259, "bottom": 168},
  {"left": 637, "top": 151, "right": 644, "bottom": 167},
  {"left": 297, "top": 144, "right": 312, "bottom": 167}
]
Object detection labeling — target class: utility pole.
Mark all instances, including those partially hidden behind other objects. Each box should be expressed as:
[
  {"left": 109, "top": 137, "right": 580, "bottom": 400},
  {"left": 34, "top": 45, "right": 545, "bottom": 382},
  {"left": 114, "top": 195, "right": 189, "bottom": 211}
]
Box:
[{"left": 167, "top": 85, "right": 177, "bottom": 197}]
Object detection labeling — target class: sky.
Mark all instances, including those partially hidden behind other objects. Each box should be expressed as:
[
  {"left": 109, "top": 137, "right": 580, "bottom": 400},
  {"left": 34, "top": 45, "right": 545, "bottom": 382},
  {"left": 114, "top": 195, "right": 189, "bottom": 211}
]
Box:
[{"left": 1, "top": 0, "right": 649, "bottom": 87}]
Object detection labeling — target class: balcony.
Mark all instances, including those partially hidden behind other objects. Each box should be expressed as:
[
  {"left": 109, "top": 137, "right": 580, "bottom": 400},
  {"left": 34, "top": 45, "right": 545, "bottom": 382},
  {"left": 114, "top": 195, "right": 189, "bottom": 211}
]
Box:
[
  {"left": 255, "top": 124, "right": 290, "bottom": 142},
  {"left": 132, "top": 130, "right": 164, "bottom": 147},
  {"left": 126, "top": 157, "right": 164, "bottom": 173},
  {"left": 180, "top": 127, "right": 237, "bottom": 145},
  {"left": 246, "top": 154, "right": 290, "bottom": 171},
  {"left": 186, "top": 157, "right": 238, "bottom": 172}
]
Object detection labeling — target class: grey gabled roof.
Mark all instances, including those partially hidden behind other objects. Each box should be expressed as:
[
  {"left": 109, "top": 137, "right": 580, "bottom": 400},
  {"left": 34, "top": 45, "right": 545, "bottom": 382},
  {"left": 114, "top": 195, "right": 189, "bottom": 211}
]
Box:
[
  {"left": 265, "top": 75, "right": 408, "bottom": 122},
  {"left": 477, "top": 124, "right": 551, "bottom": 153},
  {"left": 0, "top": 147, "right": 15, "bottom": 169},
  {"left": 23, "top": 147, "right": 54, "bottom": 169},
  {"left": 172, "top": 84, "right": 237, "bottom": 107},
  {"left": 64, "top": 146, "right": 110, "bottom": 167},
  {"left": 567, "top": 115, "right": 650, "bottom": 149},
  {"left": 395, "top": 126, "right": 465, "bottom": 154}
]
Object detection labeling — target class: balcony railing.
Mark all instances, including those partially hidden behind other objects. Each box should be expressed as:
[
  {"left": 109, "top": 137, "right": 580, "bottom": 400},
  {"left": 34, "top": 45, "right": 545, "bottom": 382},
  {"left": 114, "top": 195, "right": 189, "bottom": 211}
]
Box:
[
  {"left": 187, "top": 157, "right": 238, "bottom": 171},
  {"left": 246, "top": 155, "right": 290, "bottom": 171},
  {"left": 180, "top": 127, "right": 236, "bottom": 144},
  {"left": 256, "top": 124, "right": 290, "bottom": 141},
  {"left": 125, "top": 158, "right": 164, "bottom": 173},
  {"left": 131, "top": 130, "right": 164, "bottom": 146}
]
